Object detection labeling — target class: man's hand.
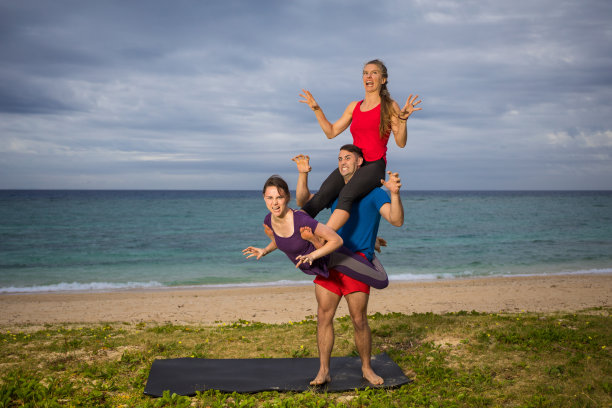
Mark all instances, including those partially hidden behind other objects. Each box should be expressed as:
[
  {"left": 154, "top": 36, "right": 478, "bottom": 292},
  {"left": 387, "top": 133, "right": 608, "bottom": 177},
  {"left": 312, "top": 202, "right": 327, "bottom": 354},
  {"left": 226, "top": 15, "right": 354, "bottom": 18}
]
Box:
[
  {"left": 381, "top": 171, "right": 401, "bottom": 194},
  {"left": 374, "top": 237, "right": 387, "bottom": 253},
  {"left": 379, "top": 172, "right": 404, "bottom": 227},
  {"left": 293, "top": 154, "right": 314, "bottom": 207},
  {"left": 292, "top": 154, "right": 311, "bottom": 173}
]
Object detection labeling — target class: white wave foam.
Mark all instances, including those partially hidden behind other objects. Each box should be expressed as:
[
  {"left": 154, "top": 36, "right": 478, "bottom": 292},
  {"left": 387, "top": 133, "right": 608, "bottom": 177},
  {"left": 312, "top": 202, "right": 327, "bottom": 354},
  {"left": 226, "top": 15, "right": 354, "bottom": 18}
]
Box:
[
  {"left": 501, "top": 268, "right": 612, "bottom": 278},
  {"left": 2, "top": 268, "right": 610, "bottom": 293},
  {"left": 389, "top": 268, "right": 612, "bottom": 282},
  {"left": 173, "top": 279, "right": 312, "bottom": 290},
  {"left": 0, "top": 279, "right": 313, "bottom": 294},
  {"left": 0, "top": 281, "right": 164, "bottom": 294},
  {"left": 389, "top": 273, "right": 448, "bottom": 282}
]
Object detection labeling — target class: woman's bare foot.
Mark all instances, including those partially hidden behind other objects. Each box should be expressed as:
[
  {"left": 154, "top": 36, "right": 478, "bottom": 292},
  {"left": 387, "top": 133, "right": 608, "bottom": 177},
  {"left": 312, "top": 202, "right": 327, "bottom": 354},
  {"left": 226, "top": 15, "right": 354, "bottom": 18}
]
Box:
[
  {"left": 263, "top": 223, "right": 274, "bottom": 240},
  {"left": 300, "top": 226, "right": 324, "bottom": 249},
  {"left": 309, "top": 369, "right": 331, "bottom": 386},
  {"left": 363, "top": 367, "right": 384, "bottom": 385},
  {"left": 300, "top": 226, "right": 315, "bottom": 241}
]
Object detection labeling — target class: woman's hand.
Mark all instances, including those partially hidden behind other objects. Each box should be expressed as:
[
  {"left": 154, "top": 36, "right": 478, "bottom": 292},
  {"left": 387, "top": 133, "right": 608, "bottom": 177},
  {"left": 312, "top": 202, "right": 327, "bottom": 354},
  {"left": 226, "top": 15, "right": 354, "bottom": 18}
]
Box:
[
  {"left": 242, "top": 246, "right": 266, "bottom": 260},
  {"left": 295, "top": 253, "right": 316, "bottom": 268},
  {"left": 299, "top": 89, "right": 320, "bottom": 111},
  {"left": 398, "top": 94, "right": 422, "bottom": 120}
]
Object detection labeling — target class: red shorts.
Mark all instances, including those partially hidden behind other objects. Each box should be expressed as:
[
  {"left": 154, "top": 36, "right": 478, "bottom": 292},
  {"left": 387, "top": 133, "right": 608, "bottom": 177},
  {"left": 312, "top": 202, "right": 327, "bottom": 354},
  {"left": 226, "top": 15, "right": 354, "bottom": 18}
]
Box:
[{"left": 314, "top": 268, "right": 370, "bottom": 296}]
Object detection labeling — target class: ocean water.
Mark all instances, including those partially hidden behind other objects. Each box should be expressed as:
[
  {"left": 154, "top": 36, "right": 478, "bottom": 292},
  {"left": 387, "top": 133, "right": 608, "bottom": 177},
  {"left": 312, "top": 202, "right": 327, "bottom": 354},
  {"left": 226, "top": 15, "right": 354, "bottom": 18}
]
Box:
[{"left": 1, "top": 190, "right": 611, "bottom": 293}]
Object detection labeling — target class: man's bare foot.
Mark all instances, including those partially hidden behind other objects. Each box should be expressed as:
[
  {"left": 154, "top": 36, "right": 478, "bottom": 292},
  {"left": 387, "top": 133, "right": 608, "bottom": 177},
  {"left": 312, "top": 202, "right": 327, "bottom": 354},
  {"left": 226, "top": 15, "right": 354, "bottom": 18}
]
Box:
[
  {"left": 363, "top": 367, "right": 384, "bottom": 385},
  {"left": 309, "top": 369, "right": 331, "bottom": 386}
]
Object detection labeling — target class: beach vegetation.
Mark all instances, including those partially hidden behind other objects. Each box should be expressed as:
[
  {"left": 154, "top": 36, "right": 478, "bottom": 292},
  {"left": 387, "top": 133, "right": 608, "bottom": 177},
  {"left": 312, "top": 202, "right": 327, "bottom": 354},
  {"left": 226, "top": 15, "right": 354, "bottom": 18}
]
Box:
[{"left": 0, "top": 308, "right": 609, "bottom": 407}]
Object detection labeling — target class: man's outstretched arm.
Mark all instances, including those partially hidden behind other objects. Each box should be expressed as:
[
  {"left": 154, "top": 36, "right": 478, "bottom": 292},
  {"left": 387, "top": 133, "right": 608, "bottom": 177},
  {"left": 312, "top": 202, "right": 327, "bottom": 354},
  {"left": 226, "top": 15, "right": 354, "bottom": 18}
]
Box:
[
  {"left": 292, "top": 154, "right": 315, "bottom": 207},
  {"left": 379, "top": 171, "right": 404, "bottom": 227}
]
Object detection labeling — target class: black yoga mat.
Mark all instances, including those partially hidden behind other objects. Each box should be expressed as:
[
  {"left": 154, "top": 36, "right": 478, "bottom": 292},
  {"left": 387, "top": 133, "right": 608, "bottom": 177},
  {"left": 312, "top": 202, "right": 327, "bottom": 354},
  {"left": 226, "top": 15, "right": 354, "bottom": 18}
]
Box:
[{"left": 144, "top": 353, "right": 410, "bottom": 396}]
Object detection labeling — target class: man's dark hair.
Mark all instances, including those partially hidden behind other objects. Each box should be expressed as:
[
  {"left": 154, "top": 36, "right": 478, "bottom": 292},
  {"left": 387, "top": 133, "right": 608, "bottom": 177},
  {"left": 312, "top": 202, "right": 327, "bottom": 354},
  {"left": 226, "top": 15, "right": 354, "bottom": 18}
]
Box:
[{"left": 339, "top": 144, "right": 363, "bottom": 158}]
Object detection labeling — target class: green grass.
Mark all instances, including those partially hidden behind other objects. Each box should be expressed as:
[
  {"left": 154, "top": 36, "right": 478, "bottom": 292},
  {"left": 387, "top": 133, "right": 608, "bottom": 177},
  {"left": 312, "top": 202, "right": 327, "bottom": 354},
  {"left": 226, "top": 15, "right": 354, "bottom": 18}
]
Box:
[{"left": 1, "top": 309, "right": 610, "bottom": 407}]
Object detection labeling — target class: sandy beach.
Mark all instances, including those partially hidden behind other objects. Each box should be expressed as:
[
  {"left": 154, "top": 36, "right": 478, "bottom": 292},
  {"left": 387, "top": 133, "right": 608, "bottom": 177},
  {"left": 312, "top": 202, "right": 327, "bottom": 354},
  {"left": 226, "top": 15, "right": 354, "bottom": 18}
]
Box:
[{"left": 1, "top": 273, "right": 610, "bottom": 327}]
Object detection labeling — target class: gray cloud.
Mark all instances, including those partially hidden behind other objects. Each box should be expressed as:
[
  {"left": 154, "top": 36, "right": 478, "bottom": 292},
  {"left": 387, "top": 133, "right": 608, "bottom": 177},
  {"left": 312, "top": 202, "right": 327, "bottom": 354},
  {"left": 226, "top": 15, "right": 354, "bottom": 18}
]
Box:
[{"left": 0, "top": 0, "right": 611, "bottom": 190}]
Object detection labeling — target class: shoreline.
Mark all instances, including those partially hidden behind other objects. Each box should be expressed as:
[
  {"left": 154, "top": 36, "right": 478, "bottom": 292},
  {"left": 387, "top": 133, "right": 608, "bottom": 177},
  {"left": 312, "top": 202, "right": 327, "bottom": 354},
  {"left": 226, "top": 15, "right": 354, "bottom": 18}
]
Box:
[
  {"left": 2, "top": 268, "right": 611, "bottom": 296},
  {"left": 1, "top": 273, "right": 610, "bottom": 327}
]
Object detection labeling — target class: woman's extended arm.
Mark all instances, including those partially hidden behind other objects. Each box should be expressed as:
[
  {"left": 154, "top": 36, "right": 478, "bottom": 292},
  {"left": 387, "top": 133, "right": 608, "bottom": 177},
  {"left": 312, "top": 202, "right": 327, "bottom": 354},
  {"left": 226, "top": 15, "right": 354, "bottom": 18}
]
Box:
[
  {"left": 295, "top": 222, "right": 343, "bottom": 268},
  {"left": 299, "top": 89, "right": 356, "bottom": 139},
  {"left": 242, "top": 226, "right": 278, "bottom": 261},
  {"left": 242, "top": 241, "right": 277, "bottom": 260}
]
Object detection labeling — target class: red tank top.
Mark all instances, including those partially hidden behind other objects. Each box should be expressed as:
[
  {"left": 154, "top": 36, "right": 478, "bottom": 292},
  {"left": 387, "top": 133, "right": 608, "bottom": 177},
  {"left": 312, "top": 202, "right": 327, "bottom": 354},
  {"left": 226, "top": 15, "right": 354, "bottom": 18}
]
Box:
[{"left": 349, "top": 101, "right": 390, "bottom": 162}]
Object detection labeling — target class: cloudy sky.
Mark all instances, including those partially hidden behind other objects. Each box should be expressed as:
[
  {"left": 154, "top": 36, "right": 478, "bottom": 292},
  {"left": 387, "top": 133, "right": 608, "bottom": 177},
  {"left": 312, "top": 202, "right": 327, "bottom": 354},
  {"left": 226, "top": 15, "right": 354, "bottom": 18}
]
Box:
[{"left": 1, "top": 0, "right": 611, "bottom": 190}]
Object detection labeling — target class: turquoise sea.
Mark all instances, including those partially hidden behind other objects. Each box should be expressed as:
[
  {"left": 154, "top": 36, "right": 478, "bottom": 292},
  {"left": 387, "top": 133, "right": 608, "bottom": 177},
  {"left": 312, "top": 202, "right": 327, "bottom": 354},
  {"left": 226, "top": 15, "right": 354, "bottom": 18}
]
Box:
[{"left": 1, "top": 190, "right": 611, "bottom": 293}]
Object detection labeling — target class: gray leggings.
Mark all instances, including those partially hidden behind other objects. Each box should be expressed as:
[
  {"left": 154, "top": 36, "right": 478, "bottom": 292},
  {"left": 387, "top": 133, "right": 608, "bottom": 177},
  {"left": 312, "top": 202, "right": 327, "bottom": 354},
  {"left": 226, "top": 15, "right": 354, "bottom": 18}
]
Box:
[{"left": 328, "top": 247, "right": 388, "bottom": 289}]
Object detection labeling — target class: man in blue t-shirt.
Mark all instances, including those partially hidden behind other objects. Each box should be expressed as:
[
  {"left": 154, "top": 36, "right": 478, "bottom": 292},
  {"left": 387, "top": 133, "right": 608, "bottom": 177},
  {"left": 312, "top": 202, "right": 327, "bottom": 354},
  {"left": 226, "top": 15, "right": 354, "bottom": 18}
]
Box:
[{"left": 293, "top": 144, "right": 404, "bottom": 386}]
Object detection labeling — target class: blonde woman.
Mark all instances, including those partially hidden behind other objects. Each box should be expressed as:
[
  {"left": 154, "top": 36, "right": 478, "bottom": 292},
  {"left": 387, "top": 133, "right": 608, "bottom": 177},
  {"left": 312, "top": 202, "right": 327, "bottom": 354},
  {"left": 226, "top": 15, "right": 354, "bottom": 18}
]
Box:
[{"left": 299, "top": 59, "right": 421, "bottom": 231}]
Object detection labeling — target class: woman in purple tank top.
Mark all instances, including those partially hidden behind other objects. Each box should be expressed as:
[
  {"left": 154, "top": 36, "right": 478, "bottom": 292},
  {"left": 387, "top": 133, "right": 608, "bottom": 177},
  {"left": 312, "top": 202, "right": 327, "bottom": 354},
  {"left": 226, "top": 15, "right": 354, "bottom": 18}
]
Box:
[
  {"left": 242, "top": 175, "right": 343, "bottom": 276},
  {"left": 243, "top": 175, "right": 389, "bottom": 289}
]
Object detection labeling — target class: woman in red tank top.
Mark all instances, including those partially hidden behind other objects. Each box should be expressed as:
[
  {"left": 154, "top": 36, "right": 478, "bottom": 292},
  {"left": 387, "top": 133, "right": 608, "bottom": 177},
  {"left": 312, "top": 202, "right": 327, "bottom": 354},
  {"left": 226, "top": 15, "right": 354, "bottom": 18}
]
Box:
[{"left": 299, "top": 59, "right": 422, "bottom": 230}]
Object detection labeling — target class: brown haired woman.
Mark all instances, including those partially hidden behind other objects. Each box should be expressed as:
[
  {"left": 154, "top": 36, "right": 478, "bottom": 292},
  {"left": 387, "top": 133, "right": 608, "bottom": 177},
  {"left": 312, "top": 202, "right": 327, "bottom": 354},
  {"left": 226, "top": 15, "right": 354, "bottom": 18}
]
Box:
[{"left": 243, "top": 175, "right": 389, "bottom": 289}]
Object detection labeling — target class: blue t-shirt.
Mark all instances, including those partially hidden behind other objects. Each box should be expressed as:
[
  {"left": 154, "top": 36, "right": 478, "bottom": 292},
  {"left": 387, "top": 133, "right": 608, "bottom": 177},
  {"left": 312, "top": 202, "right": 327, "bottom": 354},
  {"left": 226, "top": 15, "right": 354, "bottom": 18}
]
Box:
[{"left": 331, "top": 188, "right": 390, "bottom": 261}]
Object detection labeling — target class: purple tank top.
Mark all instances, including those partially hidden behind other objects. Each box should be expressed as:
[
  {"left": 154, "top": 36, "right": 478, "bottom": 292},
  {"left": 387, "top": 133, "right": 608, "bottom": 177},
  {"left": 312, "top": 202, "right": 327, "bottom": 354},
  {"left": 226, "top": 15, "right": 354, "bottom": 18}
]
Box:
[{"left": 264, "top": 210, "right": 330, "bottom": 277}]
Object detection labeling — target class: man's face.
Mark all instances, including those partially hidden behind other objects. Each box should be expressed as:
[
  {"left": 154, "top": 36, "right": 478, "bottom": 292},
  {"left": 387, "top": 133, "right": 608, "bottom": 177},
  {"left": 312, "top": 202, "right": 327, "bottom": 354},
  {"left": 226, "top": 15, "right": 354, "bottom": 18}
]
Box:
[{"left": 338, "top": 149, "right": 363, "bottom": 181}]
